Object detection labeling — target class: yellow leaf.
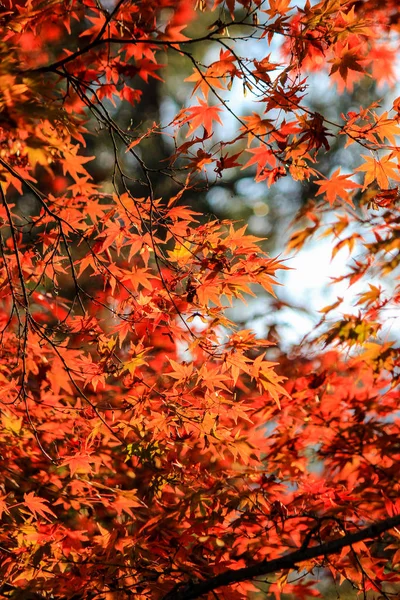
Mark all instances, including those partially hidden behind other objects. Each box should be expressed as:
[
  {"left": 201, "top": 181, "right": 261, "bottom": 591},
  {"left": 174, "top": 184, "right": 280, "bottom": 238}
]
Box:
[{"left": 1, "top": 412, "right": 22, "bottom": 435}]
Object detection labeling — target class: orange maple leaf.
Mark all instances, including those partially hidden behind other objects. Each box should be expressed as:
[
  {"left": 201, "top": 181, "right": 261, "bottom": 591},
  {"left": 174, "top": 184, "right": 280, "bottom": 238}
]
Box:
[
  {"left": 241, "top": 113, "right": 273, "bottom": 146},
  {"left": 315, "top": 168, "right": 361, "bottom": 205},
  {"left": 330, "top": 44, "right": 368, "bottom": 92},
  {"left": 330, "top": 45, "right": 366, "bottom": 81},
  {"left": 185, "top": 68, "right": 224, "bottom": 99},
  {"left": 356, "top": 154, "right": 400, "bottom": 189},
  {"left": 23, "top": 492, "right": 57, "bottom": 521},
  {"left": 371, "top": 111, "right": 400, "bottom": 146},
  {"left": 206, "top": 49, "right": 238, "bottom": 81},
  {"left": 242, "top": 145, "right": 277, "bottom": 181},
  {"left": 265, "top": 0, "right": 291, "bottom": 16},
  {"left": 62, "top": 147, "right": 94, "bottom": 182},
  {"left": 61, "top": 451, "right": 97, "bottom": 477}
]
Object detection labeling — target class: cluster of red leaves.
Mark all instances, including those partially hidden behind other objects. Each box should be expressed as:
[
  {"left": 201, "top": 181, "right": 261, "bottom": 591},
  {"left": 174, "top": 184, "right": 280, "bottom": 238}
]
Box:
[{"left": 0, "top": 1, "right": 399, "bottom": 600}]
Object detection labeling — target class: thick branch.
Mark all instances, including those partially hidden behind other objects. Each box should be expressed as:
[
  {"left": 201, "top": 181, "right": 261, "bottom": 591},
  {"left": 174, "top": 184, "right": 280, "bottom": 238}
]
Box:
[{"left": 162, "top": 514, "right": 400, "bottom": 600}]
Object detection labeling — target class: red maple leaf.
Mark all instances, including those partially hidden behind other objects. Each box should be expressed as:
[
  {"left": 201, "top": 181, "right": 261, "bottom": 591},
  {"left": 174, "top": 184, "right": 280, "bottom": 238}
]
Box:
[{"left": 177, "top": 98, "right": 223, "bottom": 137}]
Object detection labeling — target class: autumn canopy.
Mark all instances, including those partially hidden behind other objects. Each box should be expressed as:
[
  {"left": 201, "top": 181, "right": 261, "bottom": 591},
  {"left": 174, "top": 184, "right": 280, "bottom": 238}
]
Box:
[{"left": 0, "top": 0, "right": 400, "bottom": 599}]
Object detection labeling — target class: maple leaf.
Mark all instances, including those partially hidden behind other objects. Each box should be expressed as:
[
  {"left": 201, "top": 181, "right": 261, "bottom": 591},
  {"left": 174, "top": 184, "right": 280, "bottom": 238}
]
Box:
[
  {"left": 185, "top": 52, "right": 238, "bottom": 99},
  {"left": 123, "top": 348, "right": 149, "bottom": 376},
  {"left": 241, "top": 113, "right": 273, "bottom": 146},
  {"left": 79, "top": 14, "right": 108, "bottom": 40},
  {"left": 112, "top": 494, "right": 141, "bottom": 517},
  {"left": 315, "top": 168, "right": 362, "bottom": 205},
  {"left": 121, "top": 86, "right": 142, "bottom": 105},
  {"left": 331, "top": 233, "right": 363, "bottom": 259},
  {"left": 135, "top": 58, "right": 165, "bottom": 83},
  {"left": 371, "top": 111, "right": 400, "bottom": 146},
  {"left": 214, "top": 152, "right": 241, "bottom": 176},
  {"left": 1, "top": 411, "right": 23, "bottom": 434},
  {"left": 356, "top": 284, "right": 381, "bottom": 307},
  {"left": 23, "top": 492, "right": 57, "bottom": 521},
  {"left": 356, "top": 154, "right": 400, "bottom": 189},
  {"left": 242, "top": 145, "right": 277, "bottom": 181},
  {"left": 297, "top": 112, "right": 333, "bottom": 152},
  {"left": 265, "top": 0, "right": 292, "bottom": 17},
  {"left": 62, "top": 147, "right": 94, "bottom": 182},
  {"left": 206, "top": 49, "right": 238, "bottom": 85},
  {"left": 329, "top": 44, "right": 368, "bottom": 91},
  {"left": 160, "top": 24, "right": 189, "bottom": 43},
  {"left": 330, "top": 45, "right": 366, "bottom": 81},
  {"left": 187, "top": 148, "right": 214, "bottom": 171},
  {"left": 61, "top": 451, "right": 100, "bottom": 477},
  {"left": 252, "top": 55, "right": 281, "bottom": 82},
  {"left": 177, "top": 98, "right": 223, "bottom": 137}
]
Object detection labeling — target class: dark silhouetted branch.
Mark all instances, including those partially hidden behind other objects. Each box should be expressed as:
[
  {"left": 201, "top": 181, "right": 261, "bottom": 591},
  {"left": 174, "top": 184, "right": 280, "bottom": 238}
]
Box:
[{"left": 162, "top": 514, "right": 400, "bottom": 600}]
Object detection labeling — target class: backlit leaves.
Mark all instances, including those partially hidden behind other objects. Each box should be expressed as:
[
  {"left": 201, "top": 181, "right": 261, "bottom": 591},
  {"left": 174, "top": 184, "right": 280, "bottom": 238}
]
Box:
[
  {"left": 315, "top": 168, "right": 361, "bottom": 205},
  {"left": 0, "top": 1, "right": 400, "bottom": 600},
  {"left": 356, "top": 154, "right": 400, "bottom": 189},
  {"left": 23, "top": 493, "right": 57, "bottom": 521},
  {"left": 176, "top": 98, "right": 223, "bottom": 137}
]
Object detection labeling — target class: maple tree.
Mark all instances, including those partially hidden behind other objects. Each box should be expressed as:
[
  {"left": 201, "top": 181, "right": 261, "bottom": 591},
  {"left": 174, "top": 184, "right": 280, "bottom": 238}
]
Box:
[{"left": 0, "top": 1, "right": 400, "bottom": 599}]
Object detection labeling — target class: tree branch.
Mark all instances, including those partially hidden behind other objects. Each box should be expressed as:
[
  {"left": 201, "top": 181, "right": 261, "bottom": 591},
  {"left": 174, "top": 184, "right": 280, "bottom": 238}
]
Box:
[{"left": 162, "top": 514, "right": 400, "bottom": 600}]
